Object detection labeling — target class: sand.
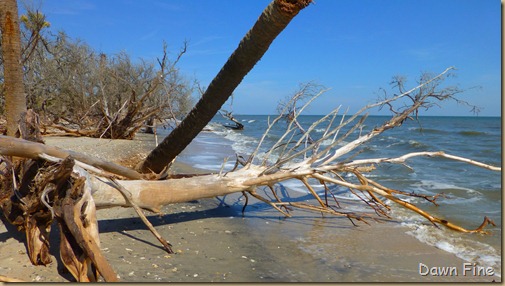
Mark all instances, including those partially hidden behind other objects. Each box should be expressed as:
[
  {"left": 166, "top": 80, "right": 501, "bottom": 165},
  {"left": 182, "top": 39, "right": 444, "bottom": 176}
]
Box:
[{"left": 0, "top": 134, "right": 500, "bottom": 283}]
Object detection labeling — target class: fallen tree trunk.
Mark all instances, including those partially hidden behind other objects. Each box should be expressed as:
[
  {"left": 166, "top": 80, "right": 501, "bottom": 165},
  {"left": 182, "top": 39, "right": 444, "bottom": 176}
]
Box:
[
  {"left": 4, "top": 136, "right": 499, "bottom": 234},
  {"left": 89, "top": 166, "right": 261, "bottom": 212},
  {"left": 0, "top": 135, "right": 143, "bottom": 179},
  {"left": 220, "top": 110, "right": 244, "bottom": 130},
  {"left": 0, "top": 68, "right": 500, "bottom": 282}
]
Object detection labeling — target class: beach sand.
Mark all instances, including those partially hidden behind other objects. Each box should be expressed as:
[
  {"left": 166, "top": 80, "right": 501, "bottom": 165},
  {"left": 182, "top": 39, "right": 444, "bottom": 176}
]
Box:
[{"left": 0, "top": 134, "right": 500, "bottom": 282}]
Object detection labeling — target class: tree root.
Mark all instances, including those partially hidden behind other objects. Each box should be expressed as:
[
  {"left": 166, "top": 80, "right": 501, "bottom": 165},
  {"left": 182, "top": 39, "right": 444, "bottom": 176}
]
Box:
[{"left": 0, "top": 155, "right": 118, "bottom": 282}]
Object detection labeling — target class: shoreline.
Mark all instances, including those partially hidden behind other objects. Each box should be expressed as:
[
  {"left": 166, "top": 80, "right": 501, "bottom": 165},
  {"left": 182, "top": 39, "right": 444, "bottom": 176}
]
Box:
[{"left": 0, "top": 133, "right": 500, "bottom": 282}]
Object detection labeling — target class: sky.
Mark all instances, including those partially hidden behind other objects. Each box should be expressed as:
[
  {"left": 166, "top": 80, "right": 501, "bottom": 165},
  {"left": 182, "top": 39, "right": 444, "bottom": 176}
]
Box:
[{"left": 21, "top": 0, "right": 501, "bottom": 116}]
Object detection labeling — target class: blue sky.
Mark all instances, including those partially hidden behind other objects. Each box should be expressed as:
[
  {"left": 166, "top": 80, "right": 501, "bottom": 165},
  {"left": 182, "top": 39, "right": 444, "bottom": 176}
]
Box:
[{"left": 25, "top": 0, "right": 501, "bottom": 116}]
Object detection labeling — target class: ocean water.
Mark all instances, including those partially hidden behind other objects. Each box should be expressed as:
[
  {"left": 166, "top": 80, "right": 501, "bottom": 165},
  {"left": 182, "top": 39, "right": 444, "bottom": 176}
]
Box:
[{"left": 164, "top": 114, "right": 502, "bottom": 276}]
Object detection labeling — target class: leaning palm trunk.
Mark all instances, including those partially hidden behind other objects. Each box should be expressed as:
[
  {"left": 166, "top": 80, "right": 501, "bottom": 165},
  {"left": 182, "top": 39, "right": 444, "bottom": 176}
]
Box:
[{"left": 138, "top": 0, "right": 313, "bottom": 173}]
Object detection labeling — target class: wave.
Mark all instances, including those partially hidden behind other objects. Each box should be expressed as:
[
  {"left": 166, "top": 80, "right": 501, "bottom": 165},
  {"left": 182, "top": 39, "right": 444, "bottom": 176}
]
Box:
[
  {"left": 408, "top": 127, "right": 488, "bottom": 137},
  {"left": 408, "top": 139, "right": 429, "bottom": 149},
  {"left": 391, "top": 178, "right": 500, "bottom": 277},
  {"left": 382, "top": 139, "right": 430, "bottom": 150},
  {"left": 319, "top": 139, "right": 349, "bottom": 147},
  {"left": 407, "top": 181, "right": 484, "bottom": 204},
  {"left": 408, "top": 127, "right": 449, "bottom": 135},
  {"left": 413, "top": 180, "right": 480, "bottom": 194},
  {"left": 193, "top": 162, "right": 235, "bottom": 171},
  {"left": 399, "top": 221, "right": 501, "bottom": 277},
  {"left": 199, "top": 115, "right": 501, "bottom": 278},
  {"left": 458, "top": 131, "right": 488, "bottom": 137}
]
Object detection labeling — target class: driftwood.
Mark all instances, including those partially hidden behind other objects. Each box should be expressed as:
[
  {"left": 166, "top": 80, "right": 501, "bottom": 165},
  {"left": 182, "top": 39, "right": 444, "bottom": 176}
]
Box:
[
  {"left": 4, "top": 137, "right": 499, "bottom": 227},
  {"left": 0, "top": 154, "right": 118, "bottom": 281},
  {"left": 220, "top": 110, "right": 244, "bottom": 130},
  {"left": 0, "top": 68, "right": 501, "bottom": 282},
  {"left": 107, "top": 177, "right": 174, "bottom": 254},
  {"left": 0, "top": 135, "right": 143, "bottom": 179}
]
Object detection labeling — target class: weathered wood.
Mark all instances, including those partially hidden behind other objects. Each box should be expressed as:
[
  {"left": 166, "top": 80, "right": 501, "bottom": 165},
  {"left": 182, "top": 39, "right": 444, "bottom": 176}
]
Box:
[
  {"left": 89, "top": 166, "right": 261, "bottom": 212},
  {"left": 0, "top": 136, "right": 500, "bottom": 235},
  {"left": 220, "top": 110, "right": 244, "bottom": 130},
  {"left": 108, "top": 178, "right": 174, "bottom": 254},
  {"left": 60, "top": 177, "right": 118, "bottom": 282},
  {"left": 0, "top": 135, "right": 143, "bottom": 179}
]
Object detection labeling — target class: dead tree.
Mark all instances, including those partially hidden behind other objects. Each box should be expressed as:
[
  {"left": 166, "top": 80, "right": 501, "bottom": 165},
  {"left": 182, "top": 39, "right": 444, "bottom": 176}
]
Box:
[
  {"left": 220, "top": 110, "right": 244, "bottom": 130},
  {"left": 41, "top": 42, "right": 189, "bottom": 140},
  {"left": 0, "top": 68, "right": 500, "bottom": 282}
]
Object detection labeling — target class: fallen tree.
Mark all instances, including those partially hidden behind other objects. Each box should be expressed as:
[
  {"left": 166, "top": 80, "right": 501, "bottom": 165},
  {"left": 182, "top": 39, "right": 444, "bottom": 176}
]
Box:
[
  {"left": 0, "top": 67, "right": 500, "bottom": 282},
  {"left": 38, "top": 42, "right": 190, "bottom": 140},
  {"left": 219, "top": 110, "right": 244, "bottom": 130}
]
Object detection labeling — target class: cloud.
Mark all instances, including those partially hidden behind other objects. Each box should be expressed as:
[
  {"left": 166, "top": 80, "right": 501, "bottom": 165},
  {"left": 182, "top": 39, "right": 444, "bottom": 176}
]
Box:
[
  {"left": 47, "top": 0, "right": 95, "bottom": 15},
  {"left": 191, "top": 36, "right": 225, "bottom": 48},
  {"left": 139, "top": 29, "right": 159, "bottom": 41},
  {"left": 402, "top": 44, "right": 447, "bottom": 61},
  {"left": 184, "top": 36, "right": 230, "bottom": 57}
]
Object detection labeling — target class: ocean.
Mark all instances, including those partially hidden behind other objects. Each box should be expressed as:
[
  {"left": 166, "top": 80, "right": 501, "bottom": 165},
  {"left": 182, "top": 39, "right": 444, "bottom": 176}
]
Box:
[{"left": 165, "top": 114, "right": 501, "bottom": 277}]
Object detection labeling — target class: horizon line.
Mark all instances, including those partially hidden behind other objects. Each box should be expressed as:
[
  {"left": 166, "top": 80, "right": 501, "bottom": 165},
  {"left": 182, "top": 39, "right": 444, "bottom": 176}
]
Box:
[{"left": 227, "top": 114, "right": 501, "bottom": 118}]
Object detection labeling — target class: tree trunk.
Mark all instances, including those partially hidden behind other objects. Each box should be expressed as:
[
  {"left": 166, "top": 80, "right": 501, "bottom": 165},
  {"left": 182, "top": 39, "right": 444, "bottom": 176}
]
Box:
[
  {"left": 0, "top": 0, "right": 27, "bottom": 136},
  {"left": 137, "top": 0, "right": 312, "bottom": 174},
  {"left": 0, "top": 135, "right": 143, "bottom": 179}
]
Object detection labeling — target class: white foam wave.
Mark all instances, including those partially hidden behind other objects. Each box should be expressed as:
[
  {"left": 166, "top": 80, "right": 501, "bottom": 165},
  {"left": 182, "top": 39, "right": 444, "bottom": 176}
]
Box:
[
  {"left": 400, "top": 222, "right": 501, "bottom": 277},
  {"left": 193, "top": 162, "right": 235, "bottom": 171},
  {"left": 319, "top": 139, "right": 349, "bottom": 147},
  {"left": 210, "top": 126, "right": 259, "bottom": 156},
  {"left": 437, "top": 195, "right": 483, "bottom": 205},
  {"left": 412, "top": 180, "right": 482, "bottom": 196}
]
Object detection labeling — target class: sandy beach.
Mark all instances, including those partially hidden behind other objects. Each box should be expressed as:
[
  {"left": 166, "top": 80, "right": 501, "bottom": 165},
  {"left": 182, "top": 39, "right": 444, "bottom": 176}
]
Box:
[{"left": 0, "top": 133, "right": 500, "bottom": 283}]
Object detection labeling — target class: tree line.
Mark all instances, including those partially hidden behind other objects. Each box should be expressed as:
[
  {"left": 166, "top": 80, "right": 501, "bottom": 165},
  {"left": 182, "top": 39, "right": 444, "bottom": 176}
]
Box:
[{"left": 0, "top": 7, "right": 194, "bottom": 139}]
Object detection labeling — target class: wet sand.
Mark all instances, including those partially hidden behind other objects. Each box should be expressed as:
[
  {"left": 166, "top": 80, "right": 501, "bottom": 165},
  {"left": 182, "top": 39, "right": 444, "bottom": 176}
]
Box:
[{"left": 0, "top": 134, "right": 500, "bottom": 282}]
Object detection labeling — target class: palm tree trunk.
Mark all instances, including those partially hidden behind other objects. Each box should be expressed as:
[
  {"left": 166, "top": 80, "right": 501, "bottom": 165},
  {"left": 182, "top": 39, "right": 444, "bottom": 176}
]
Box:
[
  {"left": 137, "top": 0, "right": 312, "bottom": 173},
  {"left": 0, "top": 0, "right": 27, "bottom": 136}
]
